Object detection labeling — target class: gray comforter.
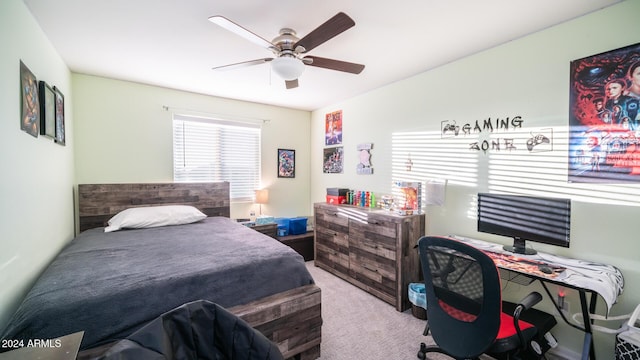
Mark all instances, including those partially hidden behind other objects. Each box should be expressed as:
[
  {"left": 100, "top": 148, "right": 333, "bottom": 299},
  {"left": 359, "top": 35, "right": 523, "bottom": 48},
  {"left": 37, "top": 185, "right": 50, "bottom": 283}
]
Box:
[{"left": 1, "top": 217, "right": 314, "bottom": 349}]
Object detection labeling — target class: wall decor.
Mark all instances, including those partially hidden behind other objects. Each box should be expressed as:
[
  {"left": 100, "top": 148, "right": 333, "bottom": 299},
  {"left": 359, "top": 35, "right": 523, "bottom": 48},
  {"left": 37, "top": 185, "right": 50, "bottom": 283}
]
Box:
[
  {"left": 357, "top": 143, "right": 373, "bottom": 174},
  {"left": 53, "top": 86, "right": 66, "bottom": 145},
  {"left": 20, "top": 61, "right": 39, "bottom": 138},
  {"left": 277, "top": 148, "right": 295, "bottom": 178},
  {"left": 323, "top": 146, "right": 343, "bottom": 174},
  {"left": 325, "top": 110, "right": 343, "bottom": 145},
  {"left": 405, "top": 154, "right": 413, "bottom": 171},
  {"left": 569, "top": 42, "right": 640, "bottom": 183},
  {"left": 39, "top": 81, "right": 56, "bottom": 138}
]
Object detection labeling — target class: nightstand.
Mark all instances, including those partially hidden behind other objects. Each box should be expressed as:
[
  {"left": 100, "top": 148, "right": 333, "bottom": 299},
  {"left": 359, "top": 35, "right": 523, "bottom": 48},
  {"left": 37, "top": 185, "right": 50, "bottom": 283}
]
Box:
[
  {"left": 276, "top": 231, "right": 314, "bottom": 261},
  {"left": 246, "top": 222, "right": 278, "bottom": 238}
]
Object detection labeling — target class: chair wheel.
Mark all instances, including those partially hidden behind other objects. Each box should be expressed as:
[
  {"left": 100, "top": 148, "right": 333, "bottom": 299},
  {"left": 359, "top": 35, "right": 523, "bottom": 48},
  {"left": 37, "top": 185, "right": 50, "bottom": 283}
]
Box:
[{"left": 417, "top": 342, "right": 427, "bottom": 359}]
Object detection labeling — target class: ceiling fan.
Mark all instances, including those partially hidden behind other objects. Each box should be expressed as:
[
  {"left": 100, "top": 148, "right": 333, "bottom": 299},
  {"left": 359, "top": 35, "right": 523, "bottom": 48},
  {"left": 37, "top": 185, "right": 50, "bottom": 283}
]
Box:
[{"left": 208, "top": 12, "right": 365, "bottom": 89}]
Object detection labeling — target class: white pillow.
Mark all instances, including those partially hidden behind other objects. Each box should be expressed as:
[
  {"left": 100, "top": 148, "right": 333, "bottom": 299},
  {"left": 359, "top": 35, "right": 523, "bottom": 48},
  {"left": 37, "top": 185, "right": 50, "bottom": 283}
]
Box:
[{"left": 104, "top": 205, "right": 207, "bottom": 233}]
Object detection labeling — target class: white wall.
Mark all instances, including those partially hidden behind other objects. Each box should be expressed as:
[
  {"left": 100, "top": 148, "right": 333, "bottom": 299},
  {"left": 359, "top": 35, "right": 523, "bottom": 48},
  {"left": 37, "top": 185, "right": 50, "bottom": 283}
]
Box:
[
  {"left": 0, "top": 0, "right": 74, "bottom": 330},
  {"left": 311, "top": 1, "right": 640, "bottom": 358},
  {"left": 73, "top": 74, "right": 312, "bottom": 219}
]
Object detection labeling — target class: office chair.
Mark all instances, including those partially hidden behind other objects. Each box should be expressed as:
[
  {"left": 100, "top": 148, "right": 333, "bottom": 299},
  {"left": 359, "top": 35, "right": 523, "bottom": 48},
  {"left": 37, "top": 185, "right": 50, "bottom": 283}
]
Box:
[{"left": 416, "top": 236, "right": 556, "bottom": 360}]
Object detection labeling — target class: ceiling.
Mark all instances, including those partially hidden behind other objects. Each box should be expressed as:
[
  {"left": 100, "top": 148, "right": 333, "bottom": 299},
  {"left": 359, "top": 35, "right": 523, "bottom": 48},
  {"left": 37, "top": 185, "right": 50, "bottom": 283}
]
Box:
[{"left": 24, "top": 0, "right": 621, "bottom": 111}]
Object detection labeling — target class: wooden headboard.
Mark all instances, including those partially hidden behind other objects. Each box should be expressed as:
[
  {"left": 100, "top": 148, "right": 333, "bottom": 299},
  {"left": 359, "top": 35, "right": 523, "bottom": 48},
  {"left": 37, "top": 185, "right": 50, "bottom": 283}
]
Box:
[{"left": 78, "top": 182, "right": 230, "bottom": 232}]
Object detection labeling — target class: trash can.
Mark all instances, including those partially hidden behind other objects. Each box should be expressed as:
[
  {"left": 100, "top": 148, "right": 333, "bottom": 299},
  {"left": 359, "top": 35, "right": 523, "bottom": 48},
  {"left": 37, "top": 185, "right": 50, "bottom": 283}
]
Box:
[{"left": 409, "top": 282, "right": 427, "bottom": 320}]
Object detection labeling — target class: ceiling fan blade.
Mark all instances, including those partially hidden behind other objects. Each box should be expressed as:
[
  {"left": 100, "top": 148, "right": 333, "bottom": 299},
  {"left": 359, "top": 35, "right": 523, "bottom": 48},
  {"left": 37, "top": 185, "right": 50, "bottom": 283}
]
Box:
[
  {"left": 304, "top": 56, "right": 365, "bottom": 74},
  {"left": 294, "top": 12, "right": 355, "bottom": 53},
  {"left": 209, "top": 15, "right": 276, "bottom": 51},
  {"left": 212, "top": 58, "right": 273, "bottom": 71},
  {"left": 285, "top": 79, "right": 299, "bottom": 89}
]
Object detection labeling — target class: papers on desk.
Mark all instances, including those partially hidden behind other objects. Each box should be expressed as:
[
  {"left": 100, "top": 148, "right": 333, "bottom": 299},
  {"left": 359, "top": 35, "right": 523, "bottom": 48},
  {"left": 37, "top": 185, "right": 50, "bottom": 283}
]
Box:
[{"left": 449, "top": 235, "right": 624, "bottom": 313}]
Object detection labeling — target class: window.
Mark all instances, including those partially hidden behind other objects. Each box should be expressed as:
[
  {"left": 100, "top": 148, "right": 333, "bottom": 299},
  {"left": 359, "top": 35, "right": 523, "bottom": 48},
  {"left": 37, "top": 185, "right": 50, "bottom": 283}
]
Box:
[{"left": 173, "top": 114, "right": 261, "bottom": 201}]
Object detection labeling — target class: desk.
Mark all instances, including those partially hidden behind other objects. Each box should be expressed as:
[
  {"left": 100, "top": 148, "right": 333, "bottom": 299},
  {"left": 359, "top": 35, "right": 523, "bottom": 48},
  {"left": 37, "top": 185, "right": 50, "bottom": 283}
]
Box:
[{"left": 450, "top": 235, "right": 624, "bottom": 360}]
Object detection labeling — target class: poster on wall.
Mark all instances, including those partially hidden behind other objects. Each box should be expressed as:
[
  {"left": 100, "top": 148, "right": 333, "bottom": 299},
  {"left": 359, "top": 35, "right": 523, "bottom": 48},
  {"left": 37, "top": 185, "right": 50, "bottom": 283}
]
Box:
[
  {"left": 357, "top": 143, "right": 373, "bottom": 174},
  {"left": 277, "top": 148, "right": 295, "bottom": 178},
  {"left": 569, "top": 42, "right": 640, "bottom": 183},
  {"left": 20, "top": 60, "right": 40, "bottom": 138},
  {"left": 323, "top": 146, "right": 343, "bottom": 174},
  {"left": 53, "top": 86, "right": 66, "bottom": 146},
  {"left": 325, "top": 110, "right": 343, "bottom": 145}
]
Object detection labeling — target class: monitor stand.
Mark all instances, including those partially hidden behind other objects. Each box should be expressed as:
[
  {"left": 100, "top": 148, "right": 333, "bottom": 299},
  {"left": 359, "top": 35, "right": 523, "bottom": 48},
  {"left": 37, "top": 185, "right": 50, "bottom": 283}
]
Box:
[{"left": 504, "top": 237, "right": 537, "bottom": 255}]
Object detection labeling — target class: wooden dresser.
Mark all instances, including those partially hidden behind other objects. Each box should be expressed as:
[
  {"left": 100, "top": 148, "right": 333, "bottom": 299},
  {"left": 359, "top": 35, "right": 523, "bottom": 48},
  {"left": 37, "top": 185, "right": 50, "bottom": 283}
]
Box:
[{"left": 314, "top": 203, "right": 425, "bottom": 311}]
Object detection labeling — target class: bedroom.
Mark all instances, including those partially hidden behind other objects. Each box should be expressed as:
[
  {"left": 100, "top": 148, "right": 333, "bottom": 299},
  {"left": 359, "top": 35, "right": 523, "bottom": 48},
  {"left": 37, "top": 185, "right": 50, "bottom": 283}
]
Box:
[{"left": 1, "top": 0, "right": 640, "bottom": 359}]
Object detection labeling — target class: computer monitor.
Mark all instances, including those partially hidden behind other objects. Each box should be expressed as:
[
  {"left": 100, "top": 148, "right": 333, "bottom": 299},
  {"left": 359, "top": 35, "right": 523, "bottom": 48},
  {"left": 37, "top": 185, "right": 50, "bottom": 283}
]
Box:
[{"left": 477, "top": 193, "right": 571, "bottom": 255}]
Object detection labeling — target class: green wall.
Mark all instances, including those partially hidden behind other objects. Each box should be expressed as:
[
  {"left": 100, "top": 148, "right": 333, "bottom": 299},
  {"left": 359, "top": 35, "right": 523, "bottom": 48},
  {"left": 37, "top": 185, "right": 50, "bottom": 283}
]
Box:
[
  {"left": 0, "top": 0, "right": 75, "bottom": 330},
  {"left": 310, "top": 0, "right": 640, "bottom": 357},
  {"left": 72, "top": 74, "right": 312, "bottom": 220}
]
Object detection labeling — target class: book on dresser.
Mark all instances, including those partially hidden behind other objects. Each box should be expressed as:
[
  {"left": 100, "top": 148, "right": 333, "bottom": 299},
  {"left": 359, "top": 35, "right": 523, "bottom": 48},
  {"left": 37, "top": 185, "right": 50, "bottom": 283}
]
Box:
[{"left": 314, "top": 202, "right": 425, "bottom": 311}]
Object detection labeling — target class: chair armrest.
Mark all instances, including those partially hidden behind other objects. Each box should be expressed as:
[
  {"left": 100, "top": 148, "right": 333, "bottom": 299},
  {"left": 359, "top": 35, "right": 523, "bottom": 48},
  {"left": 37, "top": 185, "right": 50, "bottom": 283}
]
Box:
[
  {"left": 512, "top": 291, "right": 543, "bottom": 351},
  {"left": 518, "top": 291, "right": 543, "bottom": 312}
]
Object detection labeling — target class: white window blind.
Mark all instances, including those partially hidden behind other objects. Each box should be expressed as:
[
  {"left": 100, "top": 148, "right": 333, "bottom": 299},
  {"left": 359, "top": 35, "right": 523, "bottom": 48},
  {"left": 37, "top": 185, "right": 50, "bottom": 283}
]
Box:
[{"left": 173, "top": 114, "right": 261, "bottom": 201}]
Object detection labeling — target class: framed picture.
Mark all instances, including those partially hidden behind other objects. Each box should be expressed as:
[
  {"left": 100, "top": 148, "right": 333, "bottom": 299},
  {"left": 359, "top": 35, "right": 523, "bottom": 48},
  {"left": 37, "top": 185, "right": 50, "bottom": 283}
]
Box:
[
  {"left": 20, "top": 60, "right": 39, "bottom": 138},
  {"left": 278, "top": 149, "right": 295, "bottom": 178},
  {"left": 325, "top": 110, "right": 343, "bottom": 145},
  {"left": 53, "top": 86, "right": 66, "bottom": 145},
  {"left": 39, "top": 81, "right": 56, "bottom": 138},
  {"left": 568, "top": 42, "right": 640, "bottom": 183},
  {"left": 323, "top": 146, "right": 344, "bottom": 174}
]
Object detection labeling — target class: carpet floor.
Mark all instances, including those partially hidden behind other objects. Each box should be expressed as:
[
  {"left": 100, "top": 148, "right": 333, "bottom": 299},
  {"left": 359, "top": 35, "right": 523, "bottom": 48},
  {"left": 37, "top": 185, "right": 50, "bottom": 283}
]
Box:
[
  {"left": 305, "top": 261, "right": 568, "bottom": 360},
  {"left": 305, "top": 261, "right": 438, "bottom": 360}
]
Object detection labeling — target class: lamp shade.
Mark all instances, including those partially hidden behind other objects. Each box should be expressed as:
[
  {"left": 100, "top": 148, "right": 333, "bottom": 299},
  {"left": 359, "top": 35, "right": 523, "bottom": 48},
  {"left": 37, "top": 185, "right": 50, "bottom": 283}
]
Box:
[
  {"left": 255, "top": 189, "right": 269, "bottom": 204},
  {"left": 271, "top": 56, "right": 305, "bottom": 81}
]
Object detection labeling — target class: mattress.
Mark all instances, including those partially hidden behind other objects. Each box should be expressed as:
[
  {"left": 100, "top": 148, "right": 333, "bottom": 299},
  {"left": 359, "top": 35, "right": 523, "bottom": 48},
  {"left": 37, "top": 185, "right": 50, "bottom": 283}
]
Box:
[{"left": 1, "top": 217, "right": 314, "bottom": 349}]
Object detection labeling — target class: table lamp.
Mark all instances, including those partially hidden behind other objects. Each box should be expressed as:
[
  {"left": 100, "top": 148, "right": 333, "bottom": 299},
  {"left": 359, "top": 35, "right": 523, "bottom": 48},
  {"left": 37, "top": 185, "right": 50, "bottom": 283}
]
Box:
[{"left": 255, "top": 189, "right": 269, "bottom": 215}]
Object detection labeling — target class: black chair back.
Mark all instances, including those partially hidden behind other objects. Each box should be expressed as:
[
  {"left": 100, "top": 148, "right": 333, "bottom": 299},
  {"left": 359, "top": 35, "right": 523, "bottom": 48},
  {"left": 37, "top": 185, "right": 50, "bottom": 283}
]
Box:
[{"left": 418, "top": 236, "right": 502, "bottom": 359}]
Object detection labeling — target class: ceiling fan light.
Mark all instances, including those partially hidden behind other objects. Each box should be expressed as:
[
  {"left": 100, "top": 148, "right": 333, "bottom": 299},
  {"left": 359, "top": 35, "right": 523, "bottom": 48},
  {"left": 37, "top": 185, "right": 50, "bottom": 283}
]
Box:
[{"left": 271, "top": 56, "right": 305, "bottom": 81}]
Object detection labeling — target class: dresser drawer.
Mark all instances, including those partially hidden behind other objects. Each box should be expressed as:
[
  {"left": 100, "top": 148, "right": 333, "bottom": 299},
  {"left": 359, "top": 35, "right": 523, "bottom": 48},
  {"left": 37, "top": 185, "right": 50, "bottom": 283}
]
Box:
[
  {"left": 314, "top": 203, "right": 424, "bottom": 311},
  {"left": 348, "top": 218, "right": 397, "bottom": 258},
  {"left": 349, "top": 247, "right": 396, "bottom": 305},
  {"left": 315, "top": 205, "right": 349, "bottom": 229},
  {"left": 316, "top": 228, "right": 349, "bottom": 267}
]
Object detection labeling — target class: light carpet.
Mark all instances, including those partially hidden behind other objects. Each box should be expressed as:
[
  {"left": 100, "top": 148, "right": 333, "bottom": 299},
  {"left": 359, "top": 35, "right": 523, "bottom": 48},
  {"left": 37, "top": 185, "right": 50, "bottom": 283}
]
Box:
[
  {"left": 305, "top": 261, "right": 438, "bottom": 360},
  {"left": 305, "top": 261, "right": 569, "bottom": 360}
]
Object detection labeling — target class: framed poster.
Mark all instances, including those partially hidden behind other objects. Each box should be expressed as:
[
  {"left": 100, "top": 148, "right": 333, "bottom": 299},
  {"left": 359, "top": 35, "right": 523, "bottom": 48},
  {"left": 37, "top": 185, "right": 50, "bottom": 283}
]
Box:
[
  {"left": 53, "top": 86, "right": 66, "bottom": 145},
  {"left": 569, "top": 42, "right": 640, "bottom": 183},
  {"left": 323, "top": 146, "right": 343, "bottom": 174},
  {"left": 277, "top": 149, "right": 295, "bottom": 178},
  {"left": 39, "top": 81, "right": 56, "bottom": 138},
  {"left": 325, "top": 110, "right": 342, "bottom": 145},
  {"left": 20, "top": 61, "right": 39, "bottom": 138}
]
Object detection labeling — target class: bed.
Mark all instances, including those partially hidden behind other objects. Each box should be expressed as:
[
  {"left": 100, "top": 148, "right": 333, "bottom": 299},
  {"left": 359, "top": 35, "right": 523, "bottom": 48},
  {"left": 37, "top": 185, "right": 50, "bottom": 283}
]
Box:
[{"left": 1, "top": 182, "right": 321, "bottom": 360}]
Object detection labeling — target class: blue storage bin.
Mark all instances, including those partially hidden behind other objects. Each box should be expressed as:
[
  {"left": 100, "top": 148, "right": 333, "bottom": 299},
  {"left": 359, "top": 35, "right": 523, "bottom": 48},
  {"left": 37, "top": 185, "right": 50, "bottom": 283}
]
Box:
[
  {"left": 275, "top": 218, "right": 290, "bottom": 228},
  {"left": 288, "top": 217, "right": 308, "bottom": 235},
  {"left": 274, "top": 217, "right": 308, "bottom": 236}
]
